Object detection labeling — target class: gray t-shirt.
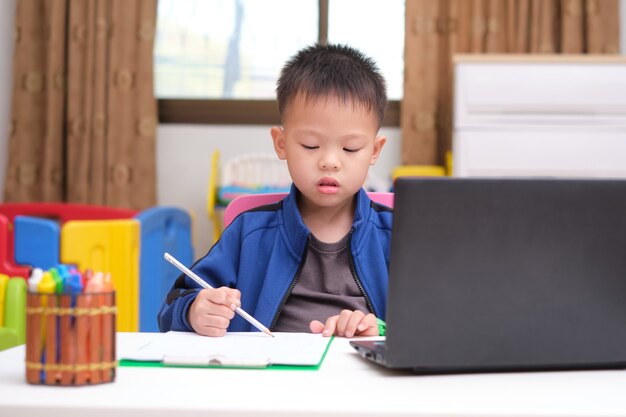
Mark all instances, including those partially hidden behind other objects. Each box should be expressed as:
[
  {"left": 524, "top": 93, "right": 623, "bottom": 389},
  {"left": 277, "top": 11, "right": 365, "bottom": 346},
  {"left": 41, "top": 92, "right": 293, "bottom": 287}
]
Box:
[{"left": 273, "top": 233, "right": 371, "bottom": 332}]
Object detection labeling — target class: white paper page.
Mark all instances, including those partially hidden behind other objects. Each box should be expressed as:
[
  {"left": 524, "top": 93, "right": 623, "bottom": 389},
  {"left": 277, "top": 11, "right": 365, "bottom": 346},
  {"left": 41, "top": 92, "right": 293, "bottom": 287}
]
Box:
[{"left": 122, "top": 331, "right": 331, "bottom": 366}]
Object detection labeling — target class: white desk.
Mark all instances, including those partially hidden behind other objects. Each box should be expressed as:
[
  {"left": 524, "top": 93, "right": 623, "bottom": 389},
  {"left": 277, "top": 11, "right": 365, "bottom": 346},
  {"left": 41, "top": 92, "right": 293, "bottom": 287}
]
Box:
[{"left": 1, "top": 332, "right": 626, "bottom": 417}]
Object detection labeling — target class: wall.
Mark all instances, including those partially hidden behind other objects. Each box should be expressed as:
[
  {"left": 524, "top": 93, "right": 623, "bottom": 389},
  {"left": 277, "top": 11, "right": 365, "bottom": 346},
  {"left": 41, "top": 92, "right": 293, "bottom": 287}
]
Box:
[
  {"left": 157, "top": 124, "right": 401, "bottom": 256},
  {"left": 0, "top": 0, "right": 16, "bottom": 203}
]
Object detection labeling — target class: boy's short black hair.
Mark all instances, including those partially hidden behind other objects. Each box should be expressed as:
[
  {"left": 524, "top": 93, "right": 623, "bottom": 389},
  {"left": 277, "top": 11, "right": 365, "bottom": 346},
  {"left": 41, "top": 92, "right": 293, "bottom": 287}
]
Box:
[{"left": 276, "top": 43, "right": 387, "bottom": 127}]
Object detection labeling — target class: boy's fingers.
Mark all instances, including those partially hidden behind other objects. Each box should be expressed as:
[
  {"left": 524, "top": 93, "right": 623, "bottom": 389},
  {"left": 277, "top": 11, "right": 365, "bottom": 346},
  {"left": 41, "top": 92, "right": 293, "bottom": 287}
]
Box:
[
  {"left": 358, "top": 313, "right": 379, "bottom": 336},
  {"left": 222, "top": 287, "right": 242, "bottom": 306},
  {"left": 203, "top": 288, "right": 238, "bottom": 310},
  {"left": 322, "top": 315, "right": 339, "bottom": 337},
  {"left": 335, "top": 310, "right": 354, "bottom": 337},
  {"left": 196, "top": 326, "right": 227, "bottom": 338},
  {"left": 189, "top": 298, "right": 234, "bottom": 334},
  {"left": 200, "top": 315, "right": 230, "bottom": 329},
  {"left": 355, "top": 312, "right": 377, "bottom": 333},
  {"left": 343, "top": 310, "right": 366, "bottom": 338},
  {"left": 202, "top": 303, "right": 236, "bottom": 320},
  {"left": 309, "top": 320, "right": 325, "bottom": 333},
  {"left": 365, "top": 313, "right": 377, "bottom": 328}
]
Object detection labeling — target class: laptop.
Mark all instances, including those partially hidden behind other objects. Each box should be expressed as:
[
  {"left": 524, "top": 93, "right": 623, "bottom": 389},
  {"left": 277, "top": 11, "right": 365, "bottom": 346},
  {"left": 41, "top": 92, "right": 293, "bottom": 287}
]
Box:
[{"left": 351, "top": 178, "right": 626, "bottom": 373}]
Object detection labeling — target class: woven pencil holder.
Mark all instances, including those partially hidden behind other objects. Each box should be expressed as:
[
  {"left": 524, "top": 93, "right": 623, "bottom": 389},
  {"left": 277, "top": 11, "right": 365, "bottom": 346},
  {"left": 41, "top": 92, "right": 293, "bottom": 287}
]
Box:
[{"left": 25, "top": 291, "right": 117, "bottom": 386}]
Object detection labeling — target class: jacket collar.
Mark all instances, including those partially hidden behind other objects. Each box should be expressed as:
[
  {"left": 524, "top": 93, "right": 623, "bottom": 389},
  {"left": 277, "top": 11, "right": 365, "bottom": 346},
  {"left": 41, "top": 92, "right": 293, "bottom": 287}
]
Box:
[{"left": 280, "top": 184, "right": 372, "bottom": 258}]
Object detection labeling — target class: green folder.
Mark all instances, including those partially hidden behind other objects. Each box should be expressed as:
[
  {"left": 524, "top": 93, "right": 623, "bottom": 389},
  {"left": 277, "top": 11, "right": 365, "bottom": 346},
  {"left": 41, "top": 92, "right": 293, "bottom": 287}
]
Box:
[{"left": 119, "top": 332, "right": 334, "bottom": 371}]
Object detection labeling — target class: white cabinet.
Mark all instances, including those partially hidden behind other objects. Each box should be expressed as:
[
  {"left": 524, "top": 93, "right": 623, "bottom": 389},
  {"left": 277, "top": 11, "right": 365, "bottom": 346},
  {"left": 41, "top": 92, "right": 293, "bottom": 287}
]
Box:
[{"left": 452, "top": 55, "right": 626, "bottom": 178}]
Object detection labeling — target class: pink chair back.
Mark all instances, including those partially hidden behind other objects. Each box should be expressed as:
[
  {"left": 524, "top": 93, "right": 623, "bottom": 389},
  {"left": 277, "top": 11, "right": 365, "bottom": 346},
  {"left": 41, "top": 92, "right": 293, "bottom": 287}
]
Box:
[{"left": 223, "top": 191, "right": 394, "bottom": 228}]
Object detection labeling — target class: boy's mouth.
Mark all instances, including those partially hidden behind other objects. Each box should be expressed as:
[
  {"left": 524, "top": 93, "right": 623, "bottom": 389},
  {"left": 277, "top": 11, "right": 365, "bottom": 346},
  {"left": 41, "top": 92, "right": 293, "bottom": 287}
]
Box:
[{"left": 317, "top": 177, "right": 339, "bottom": 194}]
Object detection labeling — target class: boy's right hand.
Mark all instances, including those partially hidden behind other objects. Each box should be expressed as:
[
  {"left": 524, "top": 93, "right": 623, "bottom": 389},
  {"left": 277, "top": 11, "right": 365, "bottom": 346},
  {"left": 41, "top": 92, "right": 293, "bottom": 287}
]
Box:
[{"left": 188, "top": 287, "right": 241, "bottom": 337}]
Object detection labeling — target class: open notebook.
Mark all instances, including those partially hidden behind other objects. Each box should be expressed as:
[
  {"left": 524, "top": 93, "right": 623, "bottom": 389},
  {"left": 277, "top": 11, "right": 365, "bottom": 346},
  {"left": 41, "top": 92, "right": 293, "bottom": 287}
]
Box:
[{"left": 121, "top": 331, "right": 333, "bottom": 369}]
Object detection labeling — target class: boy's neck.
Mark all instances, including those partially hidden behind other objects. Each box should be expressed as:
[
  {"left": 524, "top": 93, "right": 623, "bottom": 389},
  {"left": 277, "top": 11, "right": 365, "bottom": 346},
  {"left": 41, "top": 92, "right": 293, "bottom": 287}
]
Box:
[{"left": 298, "top": 196, "right": 355, "bottom": 243}]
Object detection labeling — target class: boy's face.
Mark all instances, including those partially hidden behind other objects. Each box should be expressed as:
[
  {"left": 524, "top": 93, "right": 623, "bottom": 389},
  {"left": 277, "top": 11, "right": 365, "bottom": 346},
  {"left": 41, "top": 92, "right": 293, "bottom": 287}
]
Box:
[{"left": 271, "top": 94, "right": 386, "bottom": 211}]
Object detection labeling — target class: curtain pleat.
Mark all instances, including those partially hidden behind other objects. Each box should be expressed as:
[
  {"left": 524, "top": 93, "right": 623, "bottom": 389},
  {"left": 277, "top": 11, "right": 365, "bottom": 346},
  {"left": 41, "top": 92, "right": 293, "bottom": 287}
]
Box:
[{"left": 4, "top": 0, "right": 157, "bottom": 210}]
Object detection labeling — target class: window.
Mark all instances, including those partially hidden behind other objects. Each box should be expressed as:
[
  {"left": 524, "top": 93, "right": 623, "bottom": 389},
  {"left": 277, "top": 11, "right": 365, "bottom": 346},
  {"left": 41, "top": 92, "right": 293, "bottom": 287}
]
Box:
[
  {"left": 155, "top": 0, "right": 404, "bottom": 125},
  {"left": 328, "top": 0, "right": 404, "bottom": 100},
  {"left": 155, "top": 0, "right": 318, "bottom": 99}
]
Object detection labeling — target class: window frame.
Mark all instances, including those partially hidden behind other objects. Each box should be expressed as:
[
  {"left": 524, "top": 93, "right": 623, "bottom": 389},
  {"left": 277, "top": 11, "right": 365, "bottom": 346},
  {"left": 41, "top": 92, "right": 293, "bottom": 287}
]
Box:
[{"left": 156, "top": 0, "right": 401, "bottom": 127}]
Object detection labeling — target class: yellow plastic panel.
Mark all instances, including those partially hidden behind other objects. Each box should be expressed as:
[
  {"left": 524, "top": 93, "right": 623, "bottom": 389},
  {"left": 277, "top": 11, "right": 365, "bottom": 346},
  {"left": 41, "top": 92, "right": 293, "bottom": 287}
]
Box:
[
  {"left": 392, "top": 165, "right": 447, "bottom": 181},
  {"left": 207, "top": 150, "right": 222, "bottom": 243},
  {"left": 445, "top": 151, "right": 454, "bottom": 176},
  {"left": 0, "top": 273, "right": 8, "bottom": 327},
  {"left": 61, "top": 220, "right": 140, "bottom": 332}
]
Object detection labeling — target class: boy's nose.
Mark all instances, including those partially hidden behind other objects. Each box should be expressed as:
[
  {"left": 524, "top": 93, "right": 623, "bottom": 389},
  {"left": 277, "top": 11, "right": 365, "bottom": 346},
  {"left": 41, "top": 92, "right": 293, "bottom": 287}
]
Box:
[{"left": 319, "top": 158, "right": 340, "bottom": 171}]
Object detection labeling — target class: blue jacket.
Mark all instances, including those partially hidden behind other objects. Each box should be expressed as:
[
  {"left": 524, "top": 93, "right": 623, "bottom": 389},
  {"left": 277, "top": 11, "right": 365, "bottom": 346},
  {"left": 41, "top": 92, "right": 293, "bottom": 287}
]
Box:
[{"left": 157, "top": 185, "right": 393, "bottom": 333}]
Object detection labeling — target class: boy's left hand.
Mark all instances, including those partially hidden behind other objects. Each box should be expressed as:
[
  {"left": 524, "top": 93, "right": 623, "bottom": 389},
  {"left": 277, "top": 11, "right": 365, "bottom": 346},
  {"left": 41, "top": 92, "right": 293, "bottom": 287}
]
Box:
[{"left": 309, "top": 310, "right": 378, "bottom": 338}]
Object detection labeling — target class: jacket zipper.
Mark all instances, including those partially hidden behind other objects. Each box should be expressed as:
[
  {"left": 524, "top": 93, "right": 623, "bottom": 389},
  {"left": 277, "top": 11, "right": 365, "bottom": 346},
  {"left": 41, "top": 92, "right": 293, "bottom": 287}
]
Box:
[
  {"left": 269, "top": 236, "right": 310, "bottom": 330},
  {"left": 347, "top": 229, "right": 375, "bottom": 315}
]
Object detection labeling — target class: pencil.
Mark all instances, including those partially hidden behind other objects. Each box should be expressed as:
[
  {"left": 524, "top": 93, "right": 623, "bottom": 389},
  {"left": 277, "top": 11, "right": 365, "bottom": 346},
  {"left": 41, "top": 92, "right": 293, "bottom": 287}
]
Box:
[
  {"left": 25, "top": 292, "right": 41, "bottom": 384},
  {"left": 164, "top": 253, "right": 274, "bottom": 338},
  {"left": 37, "top": 272, "right": 57, "bottom": 384},
  {"left": 85, "top": 272, "right": 103, "bottom": 384},
  {"left": 44, "top": 294, "right": 57, "bottom": 384},
  {"left": 59, "top": 294, "right": 73, "bottom": 385},
  {"left": 75, "top": 291, "right": 88, "bottom": 385},
  {"left": 101, "top": 273, "right": 115, "bottom": 383}
]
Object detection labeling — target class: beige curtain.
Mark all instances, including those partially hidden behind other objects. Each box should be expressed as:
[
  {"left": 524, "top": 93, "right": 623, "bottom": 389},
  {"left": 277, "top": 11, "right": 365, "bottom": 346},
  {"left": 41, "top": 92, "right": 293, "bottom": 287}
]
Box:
[
  {"left": 4, "top": 0, "right": 157, "bottom": 210},
  {"left": 402, "top": 0, "right": 621, "bottom": 165}
]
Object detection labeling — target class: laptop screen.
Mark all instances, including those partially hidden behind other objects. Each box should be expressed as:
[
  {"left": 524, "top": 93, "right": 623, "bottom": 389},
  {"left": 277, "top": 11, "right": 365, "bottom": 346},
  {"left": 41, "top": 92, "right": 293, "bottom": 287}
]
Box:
[{"left": 384, "top": 178, "right": 626, "bottom": 372}]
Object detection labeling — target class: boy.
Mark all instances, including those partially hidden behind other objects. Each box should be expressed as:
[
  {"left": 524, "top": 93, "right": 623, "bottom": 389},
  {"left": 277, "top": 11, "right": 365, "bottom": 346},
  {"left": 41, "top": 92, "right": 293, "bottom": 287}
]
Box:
[{"left": 158, "top": 44, "right": 392, "bottom": 338}]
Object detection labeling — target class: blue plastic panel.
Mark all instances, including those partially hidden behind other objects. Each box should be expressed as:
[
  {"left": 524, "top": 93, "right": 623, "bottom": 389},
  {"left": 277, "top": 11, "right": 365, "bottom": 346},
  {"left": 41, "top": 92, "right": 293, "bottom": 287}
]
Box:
[
  {"left": 14, "top": 216, "right": 60, "bottom": 270},
  {"left": 136, "top": 207, "right": 194, "bottom": 332}
]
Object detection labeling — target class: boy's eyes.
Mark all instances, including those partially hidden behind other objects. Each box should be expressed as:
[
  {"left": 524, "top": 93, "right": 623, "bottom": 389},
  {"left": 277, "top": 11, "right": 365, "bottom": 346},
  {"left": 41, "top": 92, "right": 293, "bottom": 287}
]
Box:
[{"left": 299, "top": 144, "right": 361, "bottom": 152}]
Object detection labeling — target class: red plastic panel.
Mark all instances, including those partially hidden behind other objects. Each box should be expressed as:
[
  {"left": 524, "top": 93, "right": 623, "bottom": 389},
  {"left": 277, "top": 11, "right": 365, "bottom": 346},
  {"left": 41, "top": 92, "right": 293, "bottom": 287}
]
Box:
[
  {"left": 0, "top": 214, "right": 30, "bottom": 279},
  {"left": 0, "top": 203, "right": 138, "bottom": 278}
]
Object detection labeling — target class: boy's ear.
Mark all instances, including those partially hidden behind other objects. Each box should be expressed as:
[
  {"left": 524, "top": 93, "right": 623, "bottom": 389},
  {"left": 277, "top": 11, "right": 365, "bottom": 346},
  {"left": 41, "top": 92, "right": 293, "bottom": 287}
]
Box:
[
  {"left": 271, "top": 126, "right": 287, "bottom": 160},
  {"left": 370, "top": 135, "right": 387, "bottom": 165}
]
